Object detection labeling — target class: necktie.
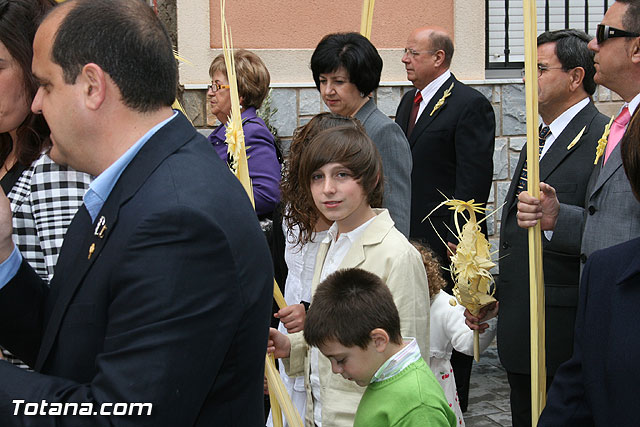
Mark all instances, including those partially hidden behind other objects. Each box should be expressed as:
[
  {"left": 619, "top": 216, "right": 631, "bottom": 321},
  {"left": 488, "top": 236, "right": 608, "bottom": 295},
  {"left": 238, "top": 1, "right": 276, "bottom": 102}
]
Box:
[
  {"left": 604, "top": 106, "right": 631, "bottom": 164},
  {"left": 516, "top": 126, "right": 551, "bottom": 196},
  {"left": 407, "top": 90, "right": 423, "bottom": 138}
]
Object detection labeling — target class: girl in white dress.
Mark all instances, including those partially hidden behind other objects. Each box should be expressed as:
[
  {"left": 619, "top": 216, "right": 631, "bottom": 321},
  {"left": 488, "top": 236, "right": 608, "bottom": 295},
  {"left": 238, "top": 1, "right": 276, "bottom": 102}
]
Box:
[{"left": 413, "top": 242, "right": 498, "bottom": 427}]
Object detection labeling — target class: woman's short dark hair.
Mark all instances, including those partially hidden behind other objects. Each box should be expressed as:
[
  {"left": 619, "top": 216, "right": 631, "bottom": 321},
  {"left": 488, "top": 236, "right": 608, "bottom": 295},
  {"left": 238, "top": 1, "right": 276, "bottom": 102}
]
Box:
[
  {"left": 296, "top": 125, "right": 384, "bottom": 240},
  {"left": 304, "top": 268, "right": 403, "bottom": 349},
  {"left": 0, "top": 0, "right": 55, "bottom": 167},
  {"left": 209, "top": 49, "right": 271, "bottom": 109},
  {"left": 310, "top": 32, "right": 382, "bottom": 96}
]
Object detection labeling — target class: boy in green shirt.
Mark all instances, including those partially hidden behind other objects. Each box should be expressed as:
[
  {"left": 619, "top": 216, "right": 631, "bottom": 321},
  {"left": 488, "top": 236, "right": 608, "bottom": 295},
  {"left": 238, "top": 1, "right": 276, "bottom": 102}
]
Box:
[{"left": 304, "top": 268, "right": 456, "bottom": 426}]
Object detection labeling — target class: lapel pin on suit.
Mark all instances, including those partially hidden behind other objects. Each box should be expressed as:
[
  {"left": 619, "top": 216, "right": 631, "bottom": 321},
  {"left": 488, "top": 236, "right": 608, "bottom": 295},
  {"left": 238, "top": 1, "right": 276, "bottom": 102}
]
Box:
[
  {"left": 566, "top": 126, "right": 586, "bottom": 150},
  {"left": 88, "top": 243, "right": 95, "bottom": 260},
  {"left": 594, "top": 116, "right": 614, "bottom": 165},
  {"left": 430, "top": 82, "right": 454, "bottom": 116},
  {"left": 94, "top": 216, "right": 107, "bottom": 239}
]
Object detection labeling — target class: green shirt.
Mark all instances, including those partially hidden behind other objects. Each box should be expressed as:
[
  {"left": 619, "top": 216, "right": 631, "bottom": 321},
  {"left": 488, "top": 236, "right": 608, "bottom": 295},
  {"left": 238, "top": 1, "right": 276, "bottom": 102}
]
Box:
[{"left": 354, "top": 358, "right": 456, "bottom": 427}]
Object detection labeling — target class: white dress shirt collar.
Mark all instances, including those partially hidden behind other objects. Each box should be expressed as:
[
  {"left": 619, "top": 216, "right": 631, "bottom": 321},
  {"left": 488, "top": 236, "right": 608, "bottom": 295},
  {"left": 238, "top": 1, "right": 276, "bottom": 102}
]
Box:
[
  {"left": 540, "top": 97, "right": 589, "bottom": 159},
  {"left": 416, "top": 70, "right": 452, "bottom": 120}
]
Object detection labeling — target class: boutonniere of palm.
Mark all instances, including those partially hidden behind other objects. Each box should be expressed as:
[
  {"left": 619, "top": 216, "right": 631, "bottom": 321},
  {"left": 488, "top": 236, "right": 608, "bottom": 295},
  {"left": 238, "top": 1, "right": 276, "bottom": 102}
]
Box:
[
  {"left": 430, "top": 82, "right": 454, "bottom": 116},
  {"left": 594, "top": 115, "right": 614, "bottom": 165},
  {"left": 424, "top": 196, "right": 497, "bottom": 361}
]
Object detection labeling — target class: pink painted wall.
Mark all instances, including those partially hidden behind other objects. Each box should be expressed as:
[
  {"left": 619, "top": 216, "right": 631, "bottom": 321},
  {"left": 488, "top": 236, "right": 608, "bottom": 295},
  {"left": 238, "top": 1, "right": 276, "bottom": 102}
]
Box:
[{"left": 209, "top": 0, "right": 454, "bottom": 49}]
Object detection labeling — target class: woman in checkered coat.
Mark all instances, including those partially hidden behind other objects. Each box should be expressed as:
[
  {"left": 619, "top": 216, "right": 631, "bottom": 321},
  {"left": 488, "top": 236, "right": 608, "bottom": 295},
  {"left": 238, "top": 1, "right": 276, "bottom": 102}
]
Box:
[{"left": 0, "top": 0, "right": 91, "bottom": 366}]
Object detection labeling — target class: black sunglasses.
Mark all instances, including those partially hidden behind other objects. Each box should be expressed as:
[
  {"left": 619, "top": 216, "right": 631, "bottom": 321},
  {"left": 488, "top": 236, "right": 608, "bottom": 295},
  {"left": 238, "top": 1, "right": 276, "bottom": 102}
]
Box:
[{"left": 596, "top": 24, "right": 640, "bottom": 44}]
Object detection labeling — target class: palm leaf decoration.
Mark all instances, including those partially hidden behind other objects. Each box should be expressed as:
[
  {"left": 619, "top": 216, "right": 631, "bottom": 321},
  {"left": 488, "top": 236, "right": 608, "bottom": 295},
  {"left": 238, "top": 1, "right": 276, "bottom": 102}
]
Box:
[
  {"left": 220, "top": 0, "right": 254, "bottom": 207},
  {"left": 424, "top": 197, "right": 497, "bottom": 361}
]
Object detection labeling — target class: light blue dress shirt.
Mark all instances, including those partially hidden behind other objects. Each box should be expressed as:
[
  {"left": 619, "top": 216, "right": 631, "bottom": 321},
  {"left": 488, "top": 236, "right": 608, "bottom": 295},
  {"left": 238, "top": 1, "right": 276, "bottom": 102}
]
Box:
[{"left": 0, "top": 111, "right": 178, "bottom": 289}]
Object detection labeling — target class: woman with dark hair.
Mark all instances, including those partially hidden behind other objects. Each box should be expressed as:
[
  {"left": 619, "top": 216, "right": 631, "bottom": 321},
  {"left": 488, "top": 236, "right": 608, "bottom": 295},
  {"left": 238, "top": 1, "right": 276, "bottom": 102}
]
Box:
[
  {"left": 0, "top": 0, "right": 91, "bottom": 365},
  {"left": 207, "top": 49, "right": 280, "bottom": 220},
  {"left": 310, "top": 32, "right": 412, "bottom": 236},
  {"left": 539, "top": 109, "right": 640, "bottom": 425}
]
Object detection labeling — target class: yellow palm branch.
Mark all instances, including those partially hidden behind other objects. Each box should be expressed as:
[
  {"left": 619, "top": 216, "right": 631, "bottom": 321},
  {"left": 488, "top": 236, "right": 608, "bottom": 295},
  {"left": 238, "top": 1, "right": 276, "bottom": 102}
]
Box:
[{"left": 220, "top": 0, "right": 254, "bottom": 207}]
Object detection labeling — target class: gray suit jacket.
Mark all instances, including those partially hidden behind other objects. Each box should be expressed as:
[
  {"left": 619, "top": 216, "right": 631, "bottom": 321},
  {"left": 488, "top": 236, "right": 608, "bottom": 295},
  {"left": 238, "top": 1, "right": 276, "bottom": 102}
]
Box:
[
  {"left": 355, "top": 98, "right": 412, "bottom": 236},
  {"left": 553, "top": 110, "right": 640, "bottom": 264},
  {"left": 497, "top": 101, "right": 608, "bottom": 375}
]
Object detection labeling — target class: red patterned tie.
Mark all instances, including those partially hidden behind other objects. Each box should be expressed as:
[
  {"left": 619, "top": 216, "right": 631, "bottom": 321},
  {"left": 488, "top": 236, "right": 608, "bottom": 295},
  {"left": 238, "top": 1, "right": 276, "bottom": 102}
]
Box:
[{"left": 407, "top": 91, "right": 423, "bottom": 138}]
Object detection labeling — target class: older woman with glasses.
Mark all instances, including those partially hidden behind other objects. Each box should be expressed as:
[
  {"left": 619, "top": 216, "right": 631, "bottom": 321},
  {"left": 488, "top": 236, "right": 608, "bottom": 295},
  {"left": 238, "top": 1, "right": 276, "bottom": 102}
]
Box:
[
  {"left": 0, "top": 0, "right": 92, "bottom": 365},
  {"left": 207, "top": 49, "right": 280, "bottom": 220},
  {"left": 310, "top": 32, "right": 412, "bottom": 236}
]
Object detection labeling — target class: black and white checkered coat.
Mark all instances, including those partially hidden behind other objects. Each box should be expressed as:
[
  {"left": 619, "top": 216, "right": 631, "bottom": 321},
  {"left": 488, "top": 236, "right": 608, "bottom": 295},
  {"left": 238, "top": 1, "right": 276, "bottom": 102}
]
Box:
[
  {"left": 1, "top": 153, "right": 91, "bottom": 368},
  {"left": 7, "top": 153, "right": 92, "bottom": 282}
]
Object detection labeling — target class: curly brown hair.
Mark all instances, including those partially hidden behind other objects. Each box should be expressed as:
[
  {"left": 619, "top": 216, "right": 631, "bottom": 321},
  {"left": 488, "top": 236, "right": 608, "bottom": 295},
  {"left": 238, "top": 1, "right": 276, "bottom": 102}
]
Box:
[
  {"left": 281, "top": 113, "right": 363, "bottom": 245},
  {"left": 411, "top": 240, "right": 448, "bottom": 301}
]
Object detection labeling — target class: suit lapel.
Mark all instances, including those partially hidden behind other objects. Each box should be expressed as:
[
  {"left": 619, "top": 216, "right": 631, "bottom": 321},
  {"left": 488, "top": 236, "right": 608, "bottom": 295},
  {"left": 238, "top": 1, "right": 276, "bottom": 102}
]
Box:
[
  {"left": 409, "top": 75, "right": 456, "bottom": 147},
  {"left": 503, "top": 102, "right": 598, "bottom": 215},
  {"left": 590, "top": 143, "right": 622, "bottom": 198},
  {"left": 539, "top": 103, "right": 598, "bottom": 181},
  {"left": 616, "top": 245, "right": 640, "bottom": 285},
  {"left": 339, "top": 210, "right": 392, "bottom": 269},
  {"left": 504, "top": 150, "right": 527, "bottom": 213},
  {"left": 35, "top": 112, "right": 197, "bottom": 370},
  {"left": 35, "top": 204, "right": 102, "bottom": 370},
  {"left": 396, "top": 90, "right": 416, "bottom": 133}
]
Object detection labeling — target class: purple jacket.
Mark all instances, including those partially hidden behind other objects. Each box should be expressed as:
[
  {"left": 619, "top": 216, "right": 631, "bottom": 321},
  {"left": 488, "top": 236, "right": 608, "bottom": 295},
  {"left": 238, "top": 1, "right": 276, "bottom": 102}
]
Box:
[{"left": 208, "top": 107, "right": 281, "bottom": 216}]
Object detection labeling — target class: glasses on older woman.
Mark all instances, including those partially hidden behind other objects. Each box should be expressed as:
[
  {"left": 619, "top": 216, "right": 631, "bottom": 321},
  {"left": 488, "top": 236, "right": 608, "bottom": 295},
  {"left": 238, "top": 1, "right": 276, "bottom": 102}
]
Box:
[{"left": 207, "top": 82, "right": 230, "bottom": 93}]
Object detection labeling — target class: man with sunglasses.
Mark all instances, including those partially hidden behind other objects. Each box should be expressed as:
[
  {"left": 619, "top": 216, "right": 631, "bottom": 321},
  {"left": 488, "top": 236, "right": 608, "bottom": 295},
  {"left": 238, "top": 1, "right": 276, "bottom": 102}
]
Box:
[
  {"left": 395, "top": 26, "right": 495, "bottom": 414},
  {"left": 493, "top": 29, "right": 608, "bottom": 427},
  {"left": 518, "top": 1, "right": 640, "bottom": 275},
  {"left": 516, "top": 1, "right": 640, "bottom": 424}
]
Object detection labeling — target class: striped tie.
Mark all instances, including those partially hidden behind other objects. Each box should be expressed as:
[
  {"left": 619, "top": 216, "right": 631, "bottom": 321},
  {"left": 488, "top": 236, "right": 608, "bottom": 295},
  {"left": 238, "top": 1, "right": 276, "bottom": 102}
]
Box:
[{"left": 516, "top": 126, "right": 551, "bottom": 196}]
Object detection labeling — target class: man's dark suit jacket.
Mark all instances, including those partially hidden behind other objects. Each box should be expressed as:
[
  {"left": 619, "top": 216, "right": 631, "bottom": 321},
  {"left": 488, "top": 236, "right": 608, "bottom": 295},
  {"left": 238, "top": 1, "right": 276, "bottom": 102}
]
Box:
[
  {"left": 395, "top": 74, "right": 495, "bottom": 263},
  {"left": 497, "top": 102, "right": 608, "bottom": 376},
  {"left": 538, "top": 237, "right": 640, "bottom": 426},
  {"left": 0, "top": 112, "right": 274, "bottom": 426}
]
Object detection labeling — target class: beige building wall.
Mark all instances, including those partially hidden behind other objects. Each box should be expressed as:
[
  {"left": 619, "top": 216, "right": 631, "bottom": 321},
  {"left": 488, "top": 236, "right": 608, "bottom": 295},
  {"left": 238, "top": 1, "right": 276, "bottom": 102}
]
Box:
[{"left": 177, "top": 0, "right": 486, "bottom": 86}]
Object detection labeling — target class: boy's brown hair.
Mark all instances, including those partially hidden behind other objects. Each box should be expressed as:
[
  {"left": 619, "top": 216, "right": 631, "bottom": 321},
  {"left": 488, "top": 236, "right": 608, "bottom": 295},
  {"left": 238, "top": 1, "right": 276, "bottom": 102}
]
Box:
[
  {"left": 281, "top": 113, "right": 363, "bottom": 245},
  {"left": 296, "top": 125, "right": 384, "bottom": 242},
  {"left": 304, "top": 268, "right": 402, "bottom": 349}
]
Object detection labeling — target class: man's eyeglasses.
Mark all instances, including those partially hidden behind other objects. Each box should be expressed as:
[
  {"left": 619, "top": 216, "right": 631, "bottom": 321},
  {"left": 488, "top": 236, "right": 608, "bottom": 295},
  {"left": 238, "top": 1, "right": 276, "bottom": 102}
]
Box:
[
  {"left": 207, "top": 83, "right": 230, "bottom": 93},
  {"left": 596, "top": 24, "right": 640, "bottom": 44},
  {"left": 520, "top": 64, "right": 566, "bottom": 77},
  {"left": 403, "top": 48, "right": 437, "bottom": 58}
]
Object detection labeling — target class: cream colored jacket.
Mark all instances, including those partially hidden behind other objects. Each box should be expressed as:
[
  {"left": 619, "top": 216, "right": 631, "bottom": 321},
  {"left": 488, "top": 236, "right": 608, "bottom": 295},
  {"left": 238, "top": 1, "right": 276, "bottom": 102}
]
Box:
[{"left": 285, "top": 209, "right": 430, "bottom": 427}]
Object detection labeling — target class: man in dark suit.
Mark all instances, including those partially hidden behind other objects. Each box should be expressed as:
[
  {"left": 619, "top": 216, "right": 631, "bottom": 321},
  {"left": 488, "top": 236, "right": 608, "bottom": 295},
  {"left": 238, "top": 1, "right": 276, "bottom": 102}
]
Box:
[
  {"left": 513, "top": 1, "right": 640, "bottom": 423},
  {"left": 496, "top": 29, "right": 608, "bottom": 427},
  {"left": 0, "top": 1, "right": 272, "bottom": 425},
  {"left": 395, "top": 26, "right": 495, "bottom": 412},
  {"left": 518, "top": 1, "right": 640, "bottom": 272}
]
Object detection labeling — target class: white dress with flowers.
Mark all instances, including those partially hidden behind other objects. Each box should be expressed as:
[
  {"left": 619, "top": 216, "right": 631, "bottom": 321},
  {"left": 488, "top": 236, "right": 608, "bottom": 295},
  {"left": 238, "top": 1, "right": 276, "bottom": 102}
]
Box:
[{"left": 429, "top": 290, "right": 497, "bottom": 427}]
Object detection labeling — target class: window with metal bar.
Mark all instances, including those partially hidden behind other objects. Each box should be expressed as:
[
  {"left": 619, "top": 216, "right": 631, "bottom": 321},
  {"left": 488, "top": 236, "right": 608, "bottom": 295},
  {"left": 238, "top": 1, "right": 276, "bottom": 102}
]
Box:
[{"left": 486, "top": 0, "right": 610, "bottom": 70}]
